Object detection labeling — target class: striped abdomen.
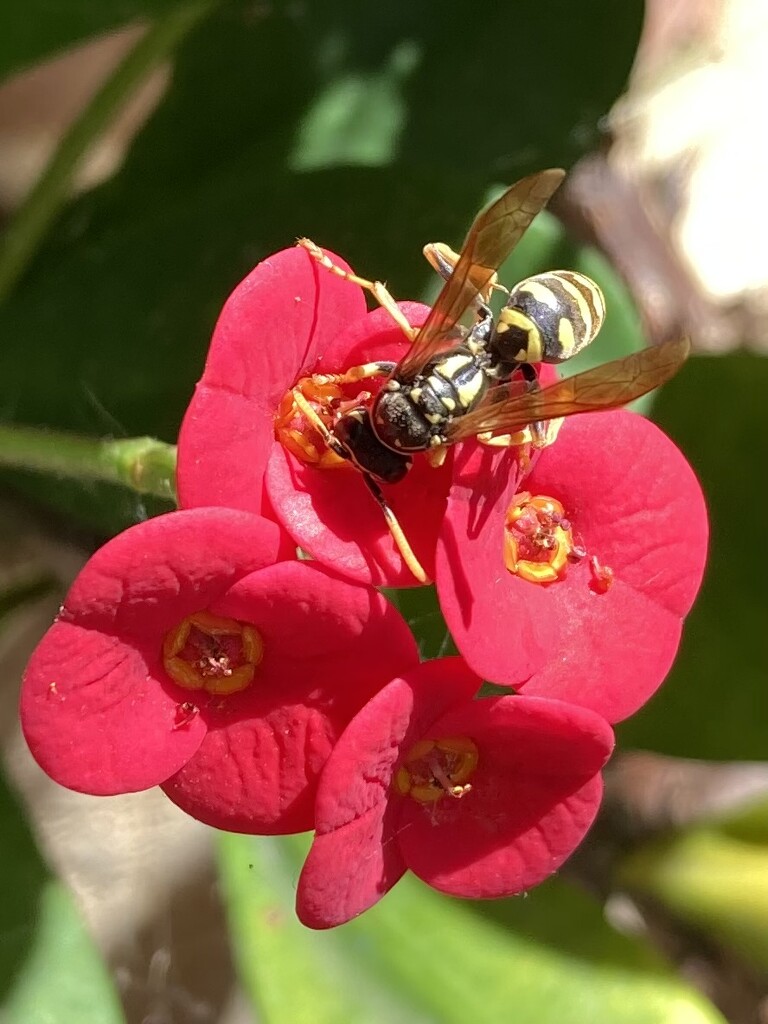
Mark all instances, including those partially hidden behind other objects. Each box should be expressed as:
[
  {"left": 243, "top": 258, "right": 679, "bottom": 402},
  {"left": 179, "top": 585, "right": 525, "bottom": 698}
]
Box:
[{"left": 492, "top": 270, "right": 606, "bottom": 365}]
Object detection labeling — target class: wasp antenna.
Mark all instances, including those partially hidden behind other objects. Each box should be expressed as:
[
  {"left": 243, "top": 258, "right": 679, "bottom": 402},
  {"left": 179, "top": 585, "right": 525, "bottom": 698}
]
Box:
[{"left": 362, "top": 474, "right": 430, "bottom": 584}]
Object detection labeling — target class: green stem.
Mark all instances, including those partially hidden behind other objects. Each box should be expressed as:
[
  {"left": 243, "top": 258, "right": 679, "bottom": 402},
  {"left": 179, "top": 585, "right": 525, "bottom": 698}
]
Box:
[
  {"left": 0, "top": 0, "right": 219, "bottom": 304},
  {"left": 0, "top": 424, "right": 177, "bottom": 501}
]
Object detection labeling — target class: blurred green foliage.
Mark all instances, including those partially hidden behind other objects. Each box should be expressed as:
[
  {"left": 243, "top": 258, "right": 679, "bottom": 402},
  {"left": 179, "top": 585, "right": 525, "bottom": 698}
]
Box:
[
  {"left": 0, "top": 769, "right": 124, "bottom": 1023},
  {"left": 219, "top": 832, "right": 725, "bottom": 1024}
]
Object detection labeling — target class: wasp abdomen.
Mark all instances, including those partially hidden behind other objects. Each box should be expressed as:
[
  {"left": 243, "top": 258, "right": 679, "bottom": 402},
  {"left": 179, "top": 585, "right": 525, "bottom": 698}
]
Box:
[
  {"left": 334, "top": 409, "right": 412, "bottom": 483},
  {"left": 493, "top": 270, "right": 605, "bottom": 365}
]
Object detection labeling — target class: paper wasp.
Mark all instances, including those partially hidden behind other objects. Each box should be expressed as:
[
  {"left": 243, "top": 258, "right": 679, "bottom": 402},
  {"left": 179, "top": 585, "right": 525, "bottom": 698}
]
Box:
[{"left": 294, "top": 169, "right": 690, "bottom": 582}]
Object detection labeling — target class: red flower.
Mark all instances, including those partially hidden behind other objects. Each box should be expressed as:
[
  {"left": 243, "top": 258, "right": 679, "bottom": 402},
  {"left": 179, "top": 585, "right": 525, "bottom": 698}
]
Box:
[
  {"left": 177, "top": 246, "right": 447, "bottom": 588},
  {"left": 297, "top": 657, "right": 614, "bottom": 929},
  {"left": 21, "top": 509, "right": 419, "bottom": 834},
  {"left": 436, "top": 410, "right": 708, "bottom": 723},
  {"left": 177, "top": 247, "right": 365, "bottom": 516}
]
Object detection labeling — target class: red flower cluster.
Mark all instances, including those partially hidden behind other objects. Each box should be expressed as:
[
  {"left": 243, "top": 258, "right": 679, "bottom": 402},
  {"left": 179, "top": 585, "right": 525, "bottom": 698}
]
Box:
[{"left": 21, "top": 243, "right": 707, "bottom": 929}]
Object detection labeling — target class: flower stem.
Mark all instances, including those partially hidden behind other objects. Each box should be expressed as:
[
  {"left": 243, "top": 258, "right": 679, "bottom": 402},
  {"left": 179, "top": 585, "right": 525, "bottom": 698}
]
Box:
[
  {"left": 0, "top": 424, "right": 177, "bottom": 501},
  {"left": 0, "top": 0, "right": 219, "bottom": 304}
]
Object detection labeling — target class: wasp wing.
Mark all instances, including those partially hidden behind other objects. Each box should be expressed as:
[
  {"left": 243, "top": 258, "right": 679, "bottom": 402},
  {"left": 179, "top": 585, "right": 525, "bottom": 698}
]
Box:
[
  {"left": 446, "top": 337, "right": 691, "bottom": 440},
  {"left": 394, "top": 168, "right": 566, "bottom": 380}
]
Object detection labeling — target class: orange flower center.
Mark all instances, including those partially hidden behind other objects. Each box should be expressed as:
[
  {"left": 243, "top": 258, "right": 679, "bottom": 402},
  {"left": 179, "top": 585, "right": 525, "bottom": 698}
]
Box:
[
  {"left": 395, "top": 736, "right": 479, "bottom": 804},
  {"left": 503, "top": 491, "right": 576, "bottom": 584},
  {"left": 162, "top": 610, "right": 264, "bottom": 695},
  {"left": 274, "top": 377, "right": 351, "bottom": 470}
]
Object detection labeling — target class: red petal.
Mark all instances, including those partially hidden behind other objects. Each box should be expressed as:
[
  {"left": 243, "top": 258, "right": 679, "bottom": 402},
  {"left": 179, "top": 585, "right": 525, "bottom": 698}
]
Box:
[
  {"left": 162, "top": 562, "right": 420, "bottom": 833},
  {"left": 212, "top": 560, "right": 420, "bottom": 665},
  {"left": 20, "top": 510, "right": 282, "bottom": 794},
  {"left": 399, "top": 696, "right": 613, "bottom": 898},
  {"left": 438, "top": 412, "right": 708, "bottom": 721},
  {"left": 21, "top": 622, "right": 205, "bottom": 794},
  {"left": 162, "top": 702, "right": 342, "bottom": 835},
  {"left": 524, "top": 410, "right": 708, "bottom": 617},
  {"left": 268, "top": 445, "right": 451, "bottom": 587},
  {"left": 296, "top": 658, "right": 480, "bottom": 926},
  {"left": 61, "top": 508, "right": 283, "bottom": 639},
  {"left": 310, "top": 301, "right": 427, "bottom": 371},
  {"left": 177, "top": 247, "right": 366, "bottom": 513},
  {"left": 437, "top": 441, "right": 555, "bottom": 681},
  {"left": 297, "top": 799, "right": 407, "bottom": 929},
  {"left": 515, "top": 563, "right": 682, "bottom": 721}
]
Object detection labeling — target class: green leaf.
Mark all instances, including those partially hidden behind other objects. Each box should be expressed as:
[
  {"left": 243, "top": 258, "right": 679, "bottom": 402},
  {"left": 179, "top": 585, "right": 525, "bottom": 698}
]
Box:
[
  {"left": 716, "top": 796, "right": 768, "bottom": 845},
  {"left": 384, "top": 584, "right": 455, "bottom": 661},
  {"left": 618, "top": 353, "right": 768, "bottom": 760},
  {"left": 0, "top": 0, "right": 196, "bottom": 82},
  {"left": 220, "top": 832, "right": 724, "bottom": 1024},
  {"left": 0, "top": 1, "right": 642, "bottom": 534},
  {"left": 618, "top": 828, "right": 768, "bottom": 974},
  {"left": 0, "top": 770, "right": 124, "bottom": 1024},
  {"left": 296, "top": 1, "right": 643, "bottom": 178},
  {"left": 0, "top": 1, "right": 219, "bottom": 306}
]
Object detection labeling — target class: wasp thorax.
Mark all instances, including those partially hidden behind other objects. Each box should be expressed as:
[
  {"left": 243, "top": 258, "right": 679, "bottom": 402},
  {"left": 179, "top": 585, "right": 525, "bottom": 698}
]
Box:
[
  {"left": 334, "top": 409, "right": 412, "bottom": 483},
  {"left": 492, "top": 270, "right": 606, "bottom": 366}
]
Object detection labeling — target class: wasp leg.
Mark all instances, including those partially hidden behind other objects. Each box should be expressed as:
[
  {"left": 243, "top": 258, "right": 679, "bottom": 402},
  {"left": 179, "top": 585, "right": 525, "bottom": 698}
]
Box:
[
  {"left": 423, "top": 242, "right": 511, "bottom": 306},
  {"left": 297, "top": 238, "right": 418, "bottom": 343},
  {"left": 311, "top": 361, "right": 396, "bottom": 387},
  {"left": 516, "top": 363, "right": 559, "bottom": 449},
  {"left": 361, "top": 473, "right": 429, "bottom": 584},
  {"left": 425, "top": 442, "right": 448, "bottom": 468},
  {"left": 291, "top": 388, "right": 350, "bottom": 461}
]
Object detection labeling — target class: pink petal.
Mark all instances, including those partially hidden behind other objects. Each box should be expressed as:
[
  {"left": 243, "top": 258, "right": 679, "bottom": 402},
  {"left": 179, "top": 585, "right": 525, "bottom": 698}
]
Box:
[
  {"left": 177, "top": 247, "right": 366, "bottom": 513},
  {"left": 268, "top": 444, "right": 451, "bottom": 587},
  {"left": 524, "top": 410, "right": 708, "bottom": 617},
  {"left": 162, "top": 562, "right": 420, "bottom": 834},
  {"left": 437, "top": 442, "right": 555, "bottom": 682},
  {"left": 21, "top": 622, "right": 206, "bottom": 794},
  {"left": 62, "top": 508, "right": 283, "bottom": 639},
  {"left": 399, "top": 696, "right": 613, "bottom": 898},
  {"left": 296, "top": 659, "right": 480, "bottom": 926}
]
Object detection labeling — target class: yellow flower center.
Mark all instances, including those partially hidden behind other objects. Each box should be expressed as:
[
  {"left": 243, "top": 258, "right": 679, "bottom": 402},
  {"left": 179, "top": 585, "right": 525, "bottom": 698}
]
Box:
[
  {"left": 274, "top": 376, "right": 351, "bottom": 470},
  {"left": 503, "top": 491, "right": 575, "bottom": 584},
  {"left": 395, "top": 736, "right": 479, "bottom": 804},
  {"left": 162, "top": 610, "right": 264, "bottom": 695}
]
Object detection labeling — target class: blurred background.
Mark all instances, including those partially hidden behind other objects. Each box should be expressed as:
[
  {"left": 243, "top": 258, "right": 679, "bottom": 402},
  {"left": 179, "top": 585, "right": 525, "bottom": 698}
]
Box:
[{"left": 0, "top": 1, "right": 766, "bottom": 1022}]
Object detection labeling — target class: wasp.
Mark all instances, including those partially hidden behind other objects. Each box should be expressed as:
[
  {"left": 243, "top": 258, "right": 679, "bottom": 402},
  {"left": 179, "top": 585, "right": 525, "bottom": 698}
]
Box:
[{"left": 293, "top": 169, "right": 689, "bottom": 582}]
